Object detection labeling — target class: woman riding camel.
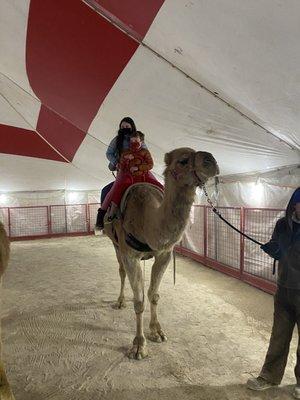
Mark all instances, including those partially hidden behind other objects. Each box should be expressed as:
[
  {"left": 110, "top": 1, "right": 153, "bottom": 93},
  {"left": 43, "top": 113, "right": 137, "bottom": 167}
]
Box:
[{"left": 96, "top": 117, "right": 163, "bottom": 230}]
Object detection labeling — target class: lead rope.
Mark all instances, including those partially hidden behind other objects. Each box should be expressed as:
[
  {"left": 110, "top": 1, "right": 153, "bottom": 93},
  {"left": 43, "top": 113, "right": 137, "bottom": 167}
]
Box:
[
  {"left": 201, "top": 185, "right": 278, "bottom": 274},
  {"left": 201, "top": 184, "right": 263, "bottom": 247}
]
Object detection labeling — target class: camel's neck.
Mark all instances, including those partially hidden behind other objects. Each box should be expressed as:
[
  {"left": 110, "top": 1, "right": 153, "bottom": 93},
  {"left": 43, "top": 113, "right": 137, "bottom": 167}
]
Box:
[{"left": 153, "top": 177, "right": 196, "bottom": 248}]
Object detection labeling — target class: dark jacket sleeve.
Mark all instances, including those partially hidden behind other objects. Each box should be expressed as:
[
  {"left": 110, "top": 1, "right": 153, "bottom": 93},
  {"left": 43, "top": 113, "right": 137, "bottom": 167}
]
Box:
[{"left": 260, "top": 220, "right": 282, "bottom": 260}]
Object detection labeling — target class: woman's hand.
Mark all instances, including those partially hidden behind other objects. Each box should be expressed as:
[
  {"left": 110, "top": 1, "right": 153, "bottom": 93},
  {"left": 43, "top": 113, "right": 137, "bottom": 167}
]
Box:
[{"left": 260, "top": 241, "right": 281, "bottom": 260}]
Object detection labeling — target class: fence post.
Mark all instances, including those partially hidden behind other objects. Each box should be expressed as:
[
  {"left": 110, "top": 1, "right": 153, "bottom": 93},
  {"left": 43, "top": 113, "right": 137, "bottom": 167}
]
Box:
[
  {"left": 47, "top": 206, "right": 51, "bottom": 235},
  {"left": 86, "top": 204, "right": 90, "bottom": 233},
  {"left": 8, "top": 207, "right": 11, "bottom": 238},
  {"left": 240, "top": 207, "right": 245, "bottom": 277},
  {"left": 64, "top": 205, "right": 68, "bottom": 234}
]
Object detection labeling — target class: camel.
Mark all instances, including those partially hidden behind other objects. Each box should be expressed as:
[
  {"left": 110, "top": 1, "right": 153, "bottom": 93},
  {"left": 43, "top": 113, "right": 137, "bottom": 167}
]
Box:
[
  {"left": 104, "top": 148, "right": 219, "bottom": 359},
  {"left": 0, "top": 222, "right": 14, "bottom": 399}
]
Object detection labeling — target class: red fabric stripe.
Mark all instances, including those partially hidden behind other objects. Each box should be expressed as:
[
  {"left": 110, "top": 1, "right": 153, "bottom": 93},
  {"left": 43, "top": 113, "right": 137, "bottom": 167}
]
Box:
[
  {"left": 37, "top": 106, "right": 86, "bottom": 162},
  {"left": 3, "top": 0, "right": 164, "bottom": 162},
  {"left": 27, "top": 0, "right": 138, "bottom": 132},
  {"left": 26, "top": 0, "right": 139, "bottom": 160},
  {"left": 0, "top": 124, "right": 65, "bottom": 161}
]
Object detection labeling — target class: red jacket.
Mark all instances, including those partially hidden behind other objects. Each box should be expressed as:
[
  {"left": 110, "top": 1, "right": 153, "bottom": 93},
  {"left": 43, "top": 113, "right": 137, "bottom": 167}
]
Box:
[{"left": 119, "top": 148, "right": 153, "bottom": 176}]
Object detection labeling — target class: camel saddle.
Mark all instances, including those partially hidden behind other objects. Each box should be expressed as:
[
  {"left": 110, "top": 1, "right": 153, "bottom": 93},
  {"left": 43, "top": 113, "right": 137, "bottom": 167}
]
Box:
[{"left": 108, "top": 182, "right": 162, "bottom": 253}]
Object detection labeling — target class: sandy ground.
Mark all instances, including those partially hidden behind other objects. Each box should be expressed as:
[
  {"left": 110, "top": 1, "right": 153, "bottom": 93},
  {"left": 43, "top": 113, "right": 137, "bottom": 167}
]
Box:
[{"left": 1, "top": 235, "right": 298, "bottom": 400}]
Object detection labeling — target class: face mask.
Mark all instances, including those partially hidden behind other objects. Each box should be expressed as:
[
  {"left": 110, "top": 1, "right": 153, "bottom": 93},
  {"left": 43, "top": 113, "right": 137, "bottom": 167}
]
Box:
[
  {"left": 119, "top": 127, "right": 132, "bottom": 135},
  {"left": 292, "top": 212, "right": 300, "bottom": 223}
]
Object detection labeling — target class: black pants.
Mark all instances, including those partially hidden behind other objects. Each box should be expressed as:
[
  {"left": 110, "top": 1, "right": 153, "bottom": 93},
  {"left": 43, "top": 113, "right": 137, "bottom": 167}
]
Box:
[{"left": 260, "top": 286, "right": 300, "bottom": 384}]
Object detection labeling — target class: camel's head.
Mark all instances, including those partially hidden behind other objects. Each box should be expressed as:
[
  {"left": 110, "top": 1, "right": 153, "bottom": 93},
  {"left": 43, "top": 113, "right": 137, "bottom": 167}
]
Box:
[{"left": 164, "top": 148, "right": 219, "bottom": 187}]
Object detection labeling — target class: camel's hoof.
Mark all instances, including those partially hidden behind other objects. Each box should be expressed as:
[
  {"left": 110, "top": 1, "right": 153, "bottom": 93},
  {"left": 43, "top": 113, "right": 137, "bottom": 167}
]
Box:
[
  {"left": 116, "top": 297, "right": 126, "bottom": 309},
  {"left": 127, "top": 345, "right": 148, "bottom": 360},
  {"left": 127, "top": 336, "right": 148, "bottom": 360},
  {"left": 148, "top": 330, "right": 167, "bottom": 343}
]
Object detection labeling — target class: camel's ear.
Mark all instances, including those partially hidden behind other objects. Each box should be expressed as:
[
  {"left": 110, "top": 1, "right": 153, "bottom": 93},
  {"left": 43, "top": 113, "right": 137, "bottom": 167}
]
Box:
[{"left": 164, "top": 152, "right": 172, "bottom": 166}]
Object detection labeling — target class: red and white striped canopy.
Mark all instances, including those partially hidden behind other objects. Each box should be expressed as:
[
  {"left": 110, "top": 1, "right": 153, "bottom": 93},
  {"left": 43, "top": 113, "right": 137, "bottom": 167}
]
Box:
[{"left": 1, "top": 0, "right": 299, "bottom": 191}]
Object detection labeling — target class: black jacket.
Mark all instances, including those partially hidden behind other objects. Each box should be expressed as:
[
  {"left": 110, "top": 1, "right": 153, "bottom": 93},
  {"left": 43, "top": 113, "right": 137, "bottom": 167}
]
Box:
[{"left": 261, "top": 188, "right": 300, "bottom": 289}]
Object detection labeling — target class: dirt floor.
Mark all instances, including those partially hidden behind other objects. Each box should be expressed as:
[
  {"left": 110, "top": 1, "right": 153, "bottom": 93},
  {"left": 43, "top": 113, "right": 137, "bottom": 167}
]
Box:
[{"left": 1, "top": 235, "right": 298, "bottom": 400}]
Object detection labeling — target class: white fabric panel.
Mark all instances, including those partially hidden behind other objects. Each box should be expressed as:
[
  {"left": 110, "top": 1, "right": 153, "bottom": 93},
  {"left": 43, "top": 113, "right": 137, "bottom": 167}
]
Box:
[
  {"left": 0, "top": 0, "right": 299, "bottom": 193},
  {"left": 88, "top": 191, "right": 100, "bottom": 204},
  {"left": 0, "top": 91, "right": 33, "bottom": 130},
  {"left": 196, "top": 166, "right": 300, "bottom": 208},
  {"left": 0, "top": 190, "right": 65, "bottom": 207},
  {"left": 0, "top": 190, "right": 100, "bottom": 208},
  {"left": 0, "top": 154, "right": 101, "bottom": 192},
  {"left": 88, "top": 45, "right": 299, "bottom": 177},
  {"left": 145, "top": 0, "right": 300, "bottom": 150},
  {"left": 181, "top": 206, "right": 205, "bottom": 255},
  {"left": 0, "top": 73, "right": 41, "bottom": 129},
  {"left": 0, "top": 0, "right": 36, "bottom": 98},
  {"left": 72, "top": 134, "right": 113, "bottom": 185}
]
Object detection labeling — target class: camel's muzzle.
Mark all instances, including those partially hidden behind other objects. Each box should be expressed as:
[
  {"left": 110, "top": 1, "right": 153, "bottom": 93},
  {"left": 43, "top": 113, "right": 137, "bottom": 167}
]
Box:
[{"left": 192, "top": 151, "right": 219, "bottom": 186}]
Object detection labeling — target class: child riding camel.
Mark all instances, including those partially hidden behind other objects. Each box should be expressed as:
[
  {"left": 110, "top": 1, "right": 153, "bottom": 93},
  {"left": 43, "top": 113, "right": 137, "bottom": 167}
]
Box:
[{"left": 97, "top": 131, "right": 163, "bottom": 228}]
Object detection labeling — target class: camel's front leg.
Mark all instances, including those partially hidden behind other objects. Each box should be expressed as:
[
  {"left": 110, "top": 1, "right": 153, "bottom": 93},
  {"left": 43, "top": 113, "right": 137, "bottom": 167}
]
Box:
[
  {"left": 114, "top": 246, "right": 126, "bottom": 308},
  {"left": 148, "top": 251, "right": 172, "bottom": 343},
  {"left": 123, "top": 255, "right": 148, "bottom": 360}
]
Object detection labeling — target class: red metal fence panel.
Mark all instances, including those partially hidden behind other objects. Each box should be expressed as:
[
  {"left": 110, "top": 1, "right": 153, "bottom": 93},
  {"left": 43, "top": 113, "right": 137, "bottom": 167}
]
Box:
[
  {"left": 50, "top": 205, "right": 67, "bottom": 234},
  {"left": 1, "top": 202, "right": 282, "bottom": 294},
  {"left": 88, "top": 203, "right": 100, "bottom": 233},
  {"left": 1, "top": 203, "right": 100, "bottom": 239},
  {"left": 9, "top": 206, "right": 49, "bottom": 238},
  {"left": 0, "top": 207, "right": 10, "bottom": 236},
  {"left": 177, "top": 205, "right": 282, "bottom": 294}
]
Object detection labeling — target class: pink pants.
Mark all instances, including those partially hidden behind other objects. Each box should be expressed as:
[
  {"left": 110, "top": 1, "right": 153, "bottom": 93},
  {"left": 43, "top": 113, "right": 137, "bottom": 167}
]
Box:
[{"left": 101, "top": 171, "right": 164, "bottom": 210}]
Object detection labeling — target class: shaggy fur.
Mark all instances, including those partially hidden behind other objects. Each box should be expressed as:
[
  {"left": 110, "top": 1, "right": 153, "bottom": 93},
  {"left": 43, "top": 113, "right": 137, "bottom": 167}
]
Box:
[
  {"left": 0, "top": 222, "right": 14, "bottom": 400},
  {"left": 105, "top": 148, "right": 219, "bottom": 359}
]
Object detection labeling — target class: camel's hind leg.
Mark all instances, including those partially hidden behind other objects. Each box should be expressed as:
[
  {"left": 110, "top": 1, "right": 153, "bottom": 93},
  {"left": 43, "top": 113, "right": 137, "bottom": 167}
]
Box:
[
  {"left": 0, "top": 362, "right": 15, "bottom": 400},
  {"left": 147, "top": 251, "right": 172, "bottom": 343},
  {"left": 114, "top": 245, "right": 126, "bottom": 309},
  {"left": 122, "top": 254, "right": 147, "bottom": 360}
]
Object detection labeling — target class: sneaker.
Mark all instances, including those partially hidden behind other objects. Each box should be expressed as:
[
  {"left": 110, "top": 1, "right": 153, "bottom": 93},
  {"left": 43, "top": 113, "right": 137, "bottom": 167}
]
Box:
[
  {"left": 293, "top": 385, "right": 300, "bottom": 399},
  {"left": 94, "top": 226, "right": 102, "bottom": 236},
  {"left": 246, "top": 376, "right": 277, "bottom": 391}
]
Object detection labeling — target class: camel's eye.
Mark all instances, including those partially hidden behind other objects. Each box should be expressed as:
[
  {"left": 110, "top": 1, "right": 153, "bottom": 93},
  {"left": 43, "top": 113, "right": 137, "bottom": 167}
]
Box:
[{"left": 178, "top": 158, "right": 189, "bottom": 166}]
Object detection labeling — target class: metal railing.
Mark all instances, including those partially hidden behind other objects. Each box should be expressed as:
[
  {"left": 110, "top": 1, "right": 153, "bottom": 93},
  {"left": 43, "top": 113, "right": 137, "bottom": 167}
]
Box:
[
  {"left": 0, "top": 203, "right": 283, "bottom": 293},
  {"left": 176, "top": 205, "right": 284, "bottom": 294},
  {"left": 0, "top": 203, "right": 100, "bottom": 240}
]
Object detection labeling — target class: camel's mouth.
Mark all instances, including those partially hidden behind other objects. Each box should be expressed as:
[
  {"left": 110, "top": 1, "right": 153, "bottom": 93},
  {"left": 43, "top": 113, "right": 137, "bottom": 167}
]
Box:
[{"left": 193, "top": 170, "right": 206, "bottom": 187}]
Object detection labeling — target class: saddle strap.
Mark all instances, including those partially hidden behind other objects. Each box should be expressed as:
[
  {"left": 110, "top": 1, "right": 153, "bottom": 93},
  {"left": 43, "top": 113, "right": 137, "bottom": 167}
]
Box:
[{"left": 125, "top": 233, "right": 153, "bottom": 252}]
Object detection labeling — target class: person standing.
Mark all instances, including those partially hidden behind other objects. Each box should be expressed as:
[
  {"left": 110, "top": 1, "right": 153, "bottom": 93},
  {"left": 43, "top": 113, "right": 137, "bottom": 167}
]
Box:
[{"left": 247, "top": 187, "right": 300, "bottom": 399}]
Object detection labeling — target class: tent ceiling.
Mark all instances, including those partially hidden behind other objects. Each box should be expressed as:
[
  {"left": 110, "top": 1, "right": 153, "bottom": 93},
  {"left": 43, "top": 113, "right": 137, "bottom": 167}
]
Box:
[{"left": 0, "top": 0, "right": 299, "bottom": 191}]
